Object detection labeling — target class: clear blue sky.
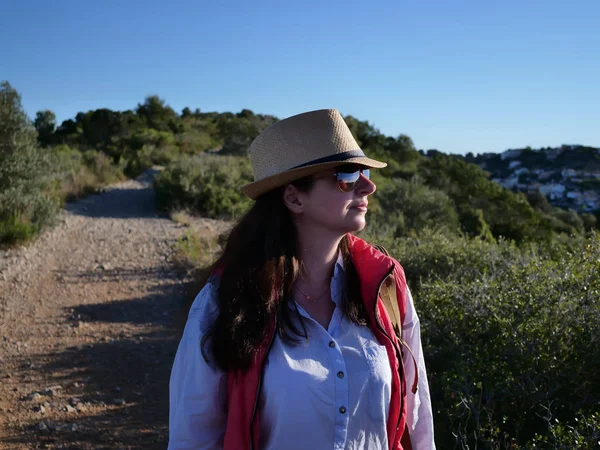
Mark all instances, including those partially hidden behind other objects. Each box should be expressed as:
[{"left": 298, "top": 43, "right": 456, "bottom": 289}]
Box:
[{"left": 2, "top": 0, "right": 599, "bottom": 155}]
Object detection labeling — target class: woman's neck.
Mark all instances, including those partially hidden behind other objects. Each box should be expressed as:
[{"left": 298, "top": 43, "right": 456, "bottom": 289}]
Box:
[{"left": 296, "top": 230, "right": 344, "bottom": 289}]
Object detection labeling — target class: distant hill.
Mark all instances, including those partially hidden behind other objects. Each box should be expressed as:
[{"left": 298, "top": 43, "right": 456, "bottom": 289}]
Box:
[{"left": 463, "top": 145, "right": 600, "bottom": 212}]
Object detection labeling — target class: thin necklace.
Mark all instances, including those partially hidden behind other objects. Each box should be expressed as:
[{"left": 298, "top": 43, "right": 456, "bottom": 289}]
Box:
[{"left": 295, "top": 283, "right": 330, "bottom": 303}]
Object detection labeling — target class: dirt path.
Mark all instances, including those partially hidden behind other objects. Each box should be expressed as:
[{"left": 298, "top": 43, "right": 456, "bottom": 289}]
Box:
[{"left": 0, "top": 169, "right": 229, "bottom": 449}]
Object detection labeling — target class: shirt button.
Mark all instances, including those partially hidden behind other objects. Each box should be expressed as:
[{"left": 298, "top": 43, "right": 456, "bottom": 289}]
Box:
[
  {"left": 337, "top": 371, "right": 344, "bottom": 378},
  {"left": 328, "top": 341, "right": 335, "bottom": 348},
  {"left": 339, "top": 406, "right": 347, "bottom": 414}
]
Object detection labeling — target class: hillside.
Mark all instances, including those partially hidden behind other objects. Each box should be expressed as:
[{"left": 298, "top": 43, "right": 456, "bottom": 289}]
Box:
[
  {"left": 465, "top": 145, "right": 600, "bottom": 212},
  {"left": 28, "top": 93, "right": 600, "bottom": 243}
]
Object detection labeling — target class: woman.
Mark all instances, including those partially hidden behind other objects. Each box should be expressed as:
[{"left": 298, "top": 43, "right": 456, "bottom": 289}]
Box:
[{"left": 169, "top": 109, "right": 435, "bottom": 449}]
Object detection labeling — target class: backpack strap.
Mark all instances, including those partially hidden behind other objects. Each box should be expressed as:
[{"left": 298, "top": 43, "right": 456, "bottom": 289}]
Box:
[{"left": 374, "top": 244, "right": 419, "bottom": 395}]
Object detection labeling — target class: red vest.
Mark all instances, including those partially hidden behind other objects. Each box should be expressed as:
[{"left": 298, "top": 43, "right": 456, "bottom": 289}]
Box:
[{"left": 222, "top": 234, "right": 413, "bottom": 450}]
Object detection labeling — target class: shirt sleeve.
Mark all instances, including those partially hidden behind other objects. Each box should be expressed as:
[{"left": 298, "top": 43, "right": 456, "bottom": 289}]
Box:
[
  {"left": 402, "top": 285, "right": 436, "bottom": 450},
  {"left": 168, "top": 280, "right": 228, "bottom": 450}
]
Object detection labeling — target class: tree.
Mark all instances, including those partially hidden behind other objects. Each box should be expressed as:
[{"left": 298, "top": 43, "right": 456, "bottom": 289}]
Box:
[
  {"left": 580, "top": 213, "right": 597, "bottom": 231},
  {"left": 526, "top": 189, "right": 553, "bottom": 214},
  {"left": 34, "top": 110, "right": 56, "bottom": 147},
  {"left": 0, "top": 81, "right": 59, "bottom": 245},
  {"left": 554, "top": 208, "right": 584, "bottom": 234},
  {"left": 420, "top": 154, "right": 547, "bottom": 243},
  {"left": 135, "top": 95, "right": 179, "bottom": 132},
  {"left": 181, "top": 107, "right": 192, "bottom": 118},
  {"left": 236, "top": 109, "right": 255, "bottom": 119},
  {"left": 218, "top": 116, "right": 259, "bottom": 155},
  {"left": 385, "top": 134, "right": 420, "bottom": 164}
]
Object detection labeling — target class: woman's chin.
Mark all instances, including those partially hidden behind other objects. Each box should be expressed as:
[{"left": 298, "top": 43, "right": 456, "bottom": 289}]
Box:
[{"left": 347, "top": 217, "right": 367, "bottom": 232}]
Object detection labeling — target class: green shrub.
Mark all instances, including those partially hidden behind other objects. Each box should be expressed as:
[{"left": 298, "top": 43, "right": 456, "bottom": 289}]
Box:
[
  {"left": 0, "top": 81, "right": 60, "bottom": 247},
  {"left": 366, "top": 175, "right": 460, "bottom": 240},
  {"left": 49, "top": 145, "right": 124, "bottom": 202},
  {"left": 154, "top": 154, "right": 253, "bottom": 219},
  {"left": 123, "top": 143, "right": 180, "bottom": 178},
  {"left": 529, "top": 411, "right": 600, "bottom": 450},
  {"left": 391, "top": 231, "right": 600, "bottom": 448}
]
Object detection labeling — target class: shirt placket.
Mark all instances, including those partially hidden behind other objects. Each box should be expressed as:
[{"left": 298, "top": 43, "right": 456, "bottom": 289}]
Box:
[
  {"left": 328, "top": 266, "right": 349, "bottom": 450},
  {"left": 324, "top": 333, "right": 350, "bottom": 450}
]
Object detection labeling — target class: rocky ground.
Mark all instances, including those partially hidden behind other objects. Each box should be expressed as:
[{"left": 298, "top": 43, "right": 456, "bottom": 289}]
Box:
[{"left": 0, "top": 168, "right": 229, "bottom": 449}]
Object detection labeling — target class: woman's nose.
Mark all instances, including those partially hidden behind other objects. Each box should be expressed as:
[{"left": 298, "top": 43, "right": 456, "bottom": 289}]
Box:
[{"left": 356, "top": 173, "right": 376, "bottom": 196}]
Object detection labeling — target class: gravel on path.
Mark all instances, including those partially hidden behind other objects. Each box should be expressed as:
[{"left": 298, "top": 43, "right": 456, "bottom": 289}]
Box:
[{"left": 0, "top": 168, "right": 229, "bottom": 449}]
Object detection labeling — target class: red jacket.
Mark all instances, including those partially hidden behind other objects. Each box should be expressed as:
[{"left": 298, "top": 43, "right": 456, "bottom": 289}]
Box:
[{"left": 222, "top": 234, "right": 413, "bottom": 450}]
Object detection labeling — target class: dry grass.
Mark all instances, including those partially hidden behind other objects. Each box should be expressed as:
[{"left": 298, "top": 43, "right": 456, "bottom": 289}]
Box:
[
  {"left": 169, "top": 210, "right": 195, "bottom": 228},
  {"left": 171, "top": 229, "right": 222, "bottom": 276}
]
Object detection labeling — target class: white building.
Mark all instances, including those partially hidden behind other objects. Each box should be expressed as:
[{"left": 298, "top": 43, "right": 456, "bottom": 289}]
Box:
[
  {"left": 500, "top": 176, "right": 519, "bottom": 188},
  {"left": 539, "top": 170, "right": 556, "bottom": 181},
  {"left": 539, "top": 184, "right": 566, "bottom": 200}
]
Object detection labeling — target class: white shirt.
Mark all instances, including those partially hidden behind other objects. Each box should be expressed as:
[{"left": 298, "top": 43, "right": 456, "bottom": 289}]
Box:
[{"left": 169, "top": 254, "right": 435, "bottom": 449}]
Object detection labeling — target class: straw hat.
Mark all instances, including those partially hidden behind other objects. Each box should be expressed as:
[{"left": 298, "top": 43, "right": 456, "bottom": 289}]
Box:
[{"left": 241, "top": 109, "right": 387, "bottom": 199}]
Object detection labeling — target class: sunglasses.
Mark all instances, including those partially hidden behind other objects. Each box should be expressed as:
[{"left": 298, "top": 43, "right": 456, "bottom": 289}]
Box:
[{"left": 331, "top": 164, "right": 371, "bottom": 192}]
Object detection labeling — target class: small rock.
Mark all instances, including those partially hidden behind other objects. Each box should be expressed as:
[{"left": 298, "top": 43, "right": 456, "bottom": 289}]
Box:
[
  {"left": 42, "top": 385, "right": 62, "bottom": 397},
  {"left": 41, "top": 389, "right": 54, "bottom": 397},
  {"left": 56, "top": 423, "right": 78, "bottom": 432},
  {"left": 32, "top": 405, "right": 46, "bottom": 414},
  {"left": 69, "top": 397, "right": 81, "bottom": 406},
  {"left": 112, "top": 398, "right": 126, "bottom": 406},
  {"left": 34, "top": 421, "right": 51, "bottom": 432},
  {"left": 75, "top": 403, "right": 87, "bottom": 412},
  {"left": 64, "top": 405, "right": 76, "bottom": 413},
  {"left": 25, "top": 392, "right": 42, "bottom": 401}
]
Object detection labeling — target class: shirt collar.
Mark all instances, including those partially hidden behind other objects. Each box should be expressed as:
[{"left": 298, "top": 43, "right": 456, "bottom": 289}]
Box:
[
  {"left": 333, "top": 248, "right": 345, "bottom": 279},
  {"left": 331, "top": 249, "right": 345, "bottom": 307}
]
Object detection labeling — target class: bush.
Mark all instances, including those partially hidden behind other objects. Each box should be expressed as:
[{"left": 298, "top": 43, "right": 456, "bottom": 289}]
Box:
[
  {"left": 366, "top": 175, "right": 460, "bottom": 240},
  {"left": 390, "top": 230, "right": 600, "bottom": 448},
  {"left": 49, "top": 145, "right": 124, "bottom": 202},
  {"left": 123, "top": 143, "right": 180, "bottom": 178},
  {"left": 154, "top": 154, "right": 253, "bottom": 219},
  {"left": 0, "top": 81, "right": 60, "bottom": 247}
]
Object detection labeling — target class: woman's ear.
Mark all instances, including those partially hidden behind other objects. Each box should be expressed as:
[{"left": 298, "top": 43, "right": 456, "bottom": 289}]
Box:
[{"left": 283, "top": 184, "right": 305, "bottom": 213}]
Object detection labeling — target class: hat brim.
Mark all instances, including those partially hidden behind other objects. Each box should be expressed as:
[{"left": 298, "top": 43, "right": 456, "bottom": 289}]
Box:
[{"left": 241, "top": 156, "right": 387, "bottom": 200}]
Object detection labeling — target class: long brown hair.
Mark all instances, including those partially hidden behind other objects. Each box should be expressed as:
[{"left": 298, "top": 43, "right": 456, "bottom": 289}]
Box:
[{"left": 200, "top": 180, "right": 368, "bottom": 372}]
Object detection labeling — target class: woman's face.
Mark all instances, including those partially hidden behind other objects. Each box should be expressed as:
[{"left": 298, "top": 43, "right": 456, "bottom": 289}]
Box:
[{"left": 285, "top": 164, "right": 377, "bottom": 235}]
